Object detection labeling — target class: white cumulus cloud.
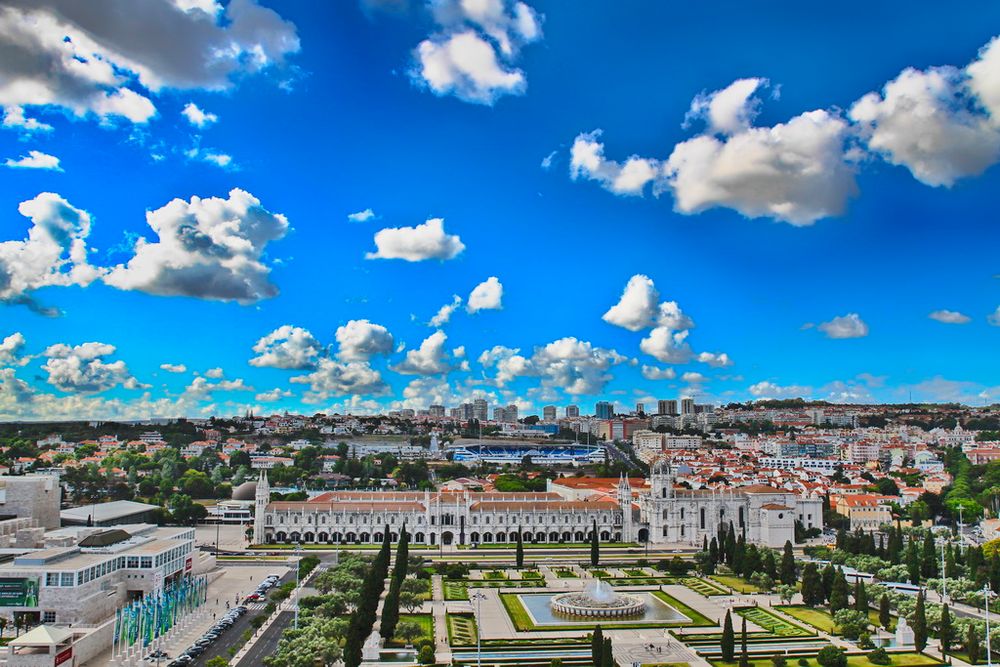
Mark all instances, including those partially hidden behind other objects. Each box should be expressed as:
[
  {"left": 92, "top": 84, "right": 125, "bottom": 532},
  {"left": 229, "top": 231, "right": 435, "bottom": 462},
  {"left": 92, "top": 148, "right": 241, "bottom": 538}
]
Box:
[
  {"left": 347, "top": 208, "right": 376, "bottom": 223},
  {"left": 467, "top": 276, "right": 503, "bottom": 313},
  {"left": 430, "top": 295, "right": 462, "bottom": 327},
  {"left": 641, "top": 364, "right": 676, "bottom": 381},
  {"left": 335, "top": 319, "right": 394, "bottom": 361},
  {"left": 392, "top": 330, "right": 464, "bottom": 375},
  {"left": 104, "top": 188, "right": 289, "bottom": 304},
  {"left": 181, "top": 102, "right": 218, "bottom": 128},
  {"left": 42, "top": 341, "right": 140, "bottom": 393},
  {"left": 0, "top": 192, "right": 102, "bottom": 315},
  {"left": 5, "top": 150, "right": 61, "bottom": 170},
  {"left": 817, "top": 313, "right": 869, "bottom": 339},
  {"left": 366, "top": 217, "right": 465, "bottom": 261},
  {"left": 250, "top": 325, "right": 322, "bottom": 370},
  {"left": 412, "top": 0, "right": 542, "bottom": 105},
  {"left": 697, "top": 352, "right": 733, "bottom": 367},
  {"left": 929, "top": 310, "right": 971, "bottom": 324},
  {"left": 639, "top": 327, "right": 693, "bottom": 364},
  {"left": 159, "top": 363, "right": 187, "bottom": 373},
  {"left": 0, "top": 0, "right": 299, "bottom": 132}
]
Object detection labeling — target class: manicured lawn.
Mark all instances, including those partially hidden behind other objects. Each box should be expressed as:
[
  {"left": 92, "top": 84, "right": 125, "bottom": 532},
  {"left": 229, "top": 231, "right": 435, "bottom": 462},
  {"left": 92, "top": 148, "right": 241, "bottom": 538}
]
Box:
[
  {"left": 447, "top": 613, "right": 478, "bottom": 646},
  {"left": 776, "top": 605, "right": 894, "bottom": 635},
  {"left": 601, "top": 577, "right": 677, "bottom": 586},
  {"left": 520, "top": 570, "right": 543, "bottom": 580},
  {"left": 553, "top": 568, "right": 579, "bottom": 578},
  {"left": 682, "top": 577, "right": 729, "bottom": 596},
  {"left": 387, "top": 613, "right": 433, "bottom": 647},
  {"left": 735, "top": 606, "right": 813, "bottom": 637},
  {"left": 483, "top": 570, "right": 507, "bottom": 580},
  {"left": 623, "top": 568, "right": 649, "bottom": 577},
  {"left": 710, "top": 574, "right": 760, "bottom": 593},
  {"left": 444, "top": 580, "right": 470, "bottom": 601},
  {"left": 590, "top": 570, "right": 611, "bottom": 578},
  {"left": 711, "top": 653, "right": 941, "bottom": 667}
]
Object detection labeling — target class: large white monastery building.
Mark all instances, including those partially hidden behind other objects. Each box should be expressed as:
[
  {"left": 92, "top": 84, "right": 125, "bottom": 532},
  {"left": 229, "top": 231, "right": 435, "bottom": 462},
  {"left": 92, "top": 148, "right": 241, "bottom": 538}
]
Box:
[{"left": 253, "top": 462, "right": 823, "bottom": 549}]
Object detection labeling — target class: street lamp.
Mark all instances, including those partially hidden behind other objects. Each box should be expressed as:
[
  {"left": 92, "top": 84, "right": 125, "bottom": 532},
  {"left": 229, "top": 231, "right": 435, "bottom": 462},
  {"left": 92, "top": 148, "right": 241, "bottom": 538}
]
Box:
[
  {"left": 985, "top": 586, "right": 995, "bottom": 667},
  {"left": 938, "top": 536, "right": 949, "bottom": 604},
  {"left": 471, "top": 592, "right": 486, "bottom": 667},
  {"left": 294, "top": 541, "right": 302, "bottom": 629}
]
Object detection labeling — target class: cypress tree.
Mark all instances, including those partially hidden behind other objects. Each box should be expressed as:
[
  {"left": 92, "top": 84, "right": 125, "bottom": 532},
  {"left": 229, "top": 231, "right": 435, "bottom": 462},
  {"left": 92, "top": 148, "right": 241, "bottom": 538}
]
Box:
[
  {"left": 733, "top": 534, "right": 746, "bottom": 576},
  {"left": 739, "top": 618, "right": 750, "bottom": 667},
  {"left": 703, "top": 535, "right": 709, "bottom": 552},
  {"left": 601, "top": 637, "right": 613, "bottom": 667},
  {"left": 591, "top": 626, "right": 604, "bottom": 667},
  {"left": 709, "top": 537, "right": 719, "bottom": 567},
  {"left": 721, "top": 610, "right": 735, "bottom": 662},
  {"left": 912, "top": 590, "right": 927, "bottom": 652},
  {"left": 822, "top": 563, "right": 835, "bottom": 603},
  {"left": 764, "top": 550, "right": 777, "bottom": 580},
  {"left": 829, "top": 568, "right": 849, "bottom": 614},
  {"left": 939, "top": 603, "right": 953, "bottom": 653},
  {"left": 921, "top": 532, "right": 938, "bottom": 579},
  {"left": 968, "top": 546, "right": 984, "bottom": 583},
  {"left": 516, "top": 526, "right": 524, "bottom": 568},
  {"left": 591, "top": 519, "right": 600, "bottom": 566},
  {"left": 836, "top": 527, "right": 846, "bottom": 550},
  {"left": 801, "top": 562, "right": 821, "bottom": 606},
  {"left": 907, "top": 537, "right": 921, "bottom": 585},
  {"left": 887, "top": 526, "right": 901, "bottom": 564},
  {"left": 945, "top": 542, "right": 958, "bottom": 579},
  {"left": 853, "top": 580, "right": 868, "bottom": 612},
  {"left": 879, "top": 593, "right": 891, "bottom": 630},
  {"left": 780, "top": 540, "right": 796, "bottom": 585},
  {"left": 725, "top": 523, "right": 737, "bottom": 565},
  {"left": 967, "top": 625, "right": 980, "bottom": 665},
  {"left": 877, "top": 534, "right": 886, "bottom": 560}
]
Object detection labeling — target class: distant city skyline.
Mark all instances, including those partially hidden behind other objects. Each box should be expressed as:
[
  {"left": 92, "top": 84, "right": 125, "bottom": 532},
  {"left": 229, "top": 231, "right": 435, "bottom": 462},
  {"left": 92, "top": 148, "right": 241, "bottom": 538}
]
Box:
[{"left": 0, "top": 2, "right": 999, "bottom": 421}]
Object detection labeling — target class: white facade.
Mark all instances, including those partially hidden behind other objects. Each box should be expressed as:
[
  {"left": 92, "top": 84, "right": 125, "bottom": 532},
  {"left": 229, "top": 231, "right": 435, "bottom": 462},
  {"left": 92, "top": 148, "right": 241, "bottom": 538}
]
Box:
[{"left": 254, "top": 463, "right": 822, "bottom": 549}]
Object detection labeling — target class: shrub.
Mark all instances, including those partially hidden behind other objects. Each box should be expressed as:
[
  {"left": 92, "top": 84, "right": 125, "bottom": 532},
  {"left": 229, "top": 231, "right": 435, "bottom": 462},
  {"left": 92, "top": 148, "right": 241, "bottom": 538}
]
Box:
[
  {"left": 418, "top": 645, "right": 435, "bottom": 664},
  {"left": 817, "top": 645, "right": 847, "bottom": 667},
  {"left": 868, "top": 648, "right": 891, "bottom": 665},
  {"left": 798, "top": 659, "right": 809, "bottom": 667},
  {"left": 771, "top": 655, "right": 787, "bottom": 667}
]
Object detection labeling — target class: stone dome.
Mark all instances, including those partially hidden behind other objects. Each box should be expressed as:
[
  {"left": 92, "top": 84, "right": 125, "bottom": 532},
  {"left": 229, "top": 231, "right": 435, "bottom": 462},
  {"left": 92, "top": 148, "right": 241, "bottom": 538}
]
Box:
[{"left": 232, "top": 480, "right": 258, "bottom": 501}]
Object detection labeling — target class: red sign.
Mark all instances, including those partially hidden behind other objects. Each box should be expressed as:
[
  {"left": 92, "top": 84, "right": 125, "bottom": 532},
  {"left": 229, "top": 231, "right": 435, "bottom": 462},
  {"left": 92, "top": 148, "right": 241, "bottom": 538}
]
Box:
[
  {"left": 54, "top": 647, "right": 72, "bottom": 666},
  {"left": 185, "top": 557, "right": 192, "bottom": 572}
]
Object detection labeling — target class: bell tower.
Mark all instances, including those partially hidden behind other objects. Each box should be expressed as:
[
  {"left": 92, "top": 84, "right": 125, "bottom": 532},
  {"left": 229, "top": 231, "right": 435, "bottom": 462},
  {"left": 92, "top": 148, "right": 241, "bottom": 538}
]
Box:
[
  {"left": 253, "top": 470, "right": 270, "bottom": 545},
  {"left": 616, "top": 473, "right": 633, "bottom": 542}
]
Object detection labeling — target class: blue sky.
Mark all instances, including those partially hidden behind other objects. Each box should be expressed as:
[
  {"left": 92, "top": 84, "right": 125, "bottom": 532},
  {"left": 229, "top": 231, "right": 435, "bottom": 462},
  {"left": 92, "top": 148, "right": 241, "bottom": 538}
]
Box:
[{"left": 0, "top": 0, "right": 999, "bottom": 420}]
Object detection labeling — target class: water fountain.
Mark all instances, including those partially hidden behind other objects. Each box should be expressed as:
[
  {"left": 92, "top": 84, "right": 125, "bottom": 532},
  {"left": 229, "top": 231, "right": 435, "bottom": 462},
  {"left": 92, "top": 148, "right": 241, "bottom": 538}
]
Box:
[{"left": 549, "top": 580, "right": 646, "bottom": 618}]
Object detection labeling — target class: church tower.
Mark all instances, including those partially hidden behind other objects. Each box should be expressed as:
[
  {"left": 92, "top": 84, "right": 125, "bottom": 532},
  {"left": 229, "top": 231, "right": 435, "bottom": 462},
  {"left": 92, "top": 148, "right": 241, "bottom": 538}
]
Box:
[
  {"left": 616, "top": 473, "right": 634, "bottom": 542},
  {"left": 253, "top": 470, "right": 270, "bottom": 545},
  {"left": 648, "top": 458, "right": 675, "bottom": 544}
]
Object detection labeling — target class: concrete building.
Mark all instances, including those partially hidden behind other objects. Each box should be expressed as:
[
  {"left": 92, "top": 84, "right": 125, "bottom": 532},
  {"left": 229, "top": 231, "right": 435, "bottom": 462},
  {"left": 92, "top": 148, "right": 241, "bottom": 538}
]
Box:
[
  {"left": 680, "top": 398, "right": 695, "bottom": 415},
  {"left": 657, "top": 400, "right": 678, "bottom": 416},
  {"left": 0, "top": 477, "right": 61, "bottom": 530},
  {"left": 543, "top": 405, "right": 557, "bottom": 421},
  {"left": 595, "top": 401, "right": 614, "bottom": 420},
  {"left": 565, "top": 405, "right": 580, "bottom": 418},
  {"left": 60, "top": 501, "right": 159, "bottom": 527}
]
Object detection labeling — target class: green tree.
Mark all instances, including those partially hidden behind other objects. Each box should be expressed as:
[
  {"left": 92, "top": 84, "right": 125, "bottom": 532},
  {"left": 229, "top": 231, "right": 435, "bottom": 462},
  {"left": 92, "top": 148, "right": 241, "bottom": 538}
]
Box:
[
  {"left": 938, "top": 603, "right": 953, "bottom": 653},
  {"left": 780, "top": 540, "right": 796, "bottom": 585},
  {"left": 829, "top": 568, "right": 849, "bottom": 614},
  {"left": 601, "top": 637, "right": 613, "bottom": 667},
  {"left": 591, "top": 626, "right": 604, "bottom": 667},
  {"left": 395, "top": 621, "right": 423, "bottom": 646},
  {"left": 590, "top": 519, "right": 600, "bottom": 566},
  {"left": 921, "top": 532, "right": 939, "bottom": 579},
  {"left": 721, "top": 610, "right": 735, "bottom": 663},
  {"left": 853, "top": 580, "right": 869, "bottom": 612},
  {"left": 801, "top": 562, "right": 822, "bottom": 606},
  {"left": 912, "top": 590, "right": 927, "bottom": 652},
  {"left": 878, "top": 594, "right": 891, "bottom": 630},
  {"left": 739, "top": 618, "right": 750, "bottom": 667},
  {"left": 822, "top": 563, "right": 835, "bottom": 601},
  {"left": 516, "top": 527, "right": 524, "bottom": 568},
  {"left": 967, "top": 624, "right": 980, "bottom": 665},
  {"left": 817, "top": 646, "right": 847, "bottom": 667},
  {"left": 907, "top": 537, "right": 921, "bottom": 585},
  {"left": 418, "top": 645, "right": 435, "bottom": 664}
]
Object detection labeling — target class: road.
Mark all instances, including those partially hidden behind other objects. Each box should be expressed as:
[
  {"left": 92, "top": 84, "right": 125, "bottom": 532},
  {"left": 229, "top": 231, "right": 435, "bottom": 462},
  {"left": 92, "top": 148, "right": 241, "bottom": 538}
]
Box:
[
  {"left": 234, "top": 611, "right": 294, "bottom": 667},
  {"left": 191, "top": 568, "right": 296, "bottom": 667}
]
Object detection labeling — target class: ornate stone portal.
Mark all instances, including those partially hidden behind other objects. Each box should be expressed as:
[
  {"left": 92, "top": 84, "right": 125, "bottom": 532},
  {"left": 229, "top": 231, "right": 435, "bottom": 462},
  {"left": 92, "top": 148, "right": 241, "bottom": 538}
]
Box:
[{"left": 549, "top": 580, "right": 646, "bottom": 618}]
